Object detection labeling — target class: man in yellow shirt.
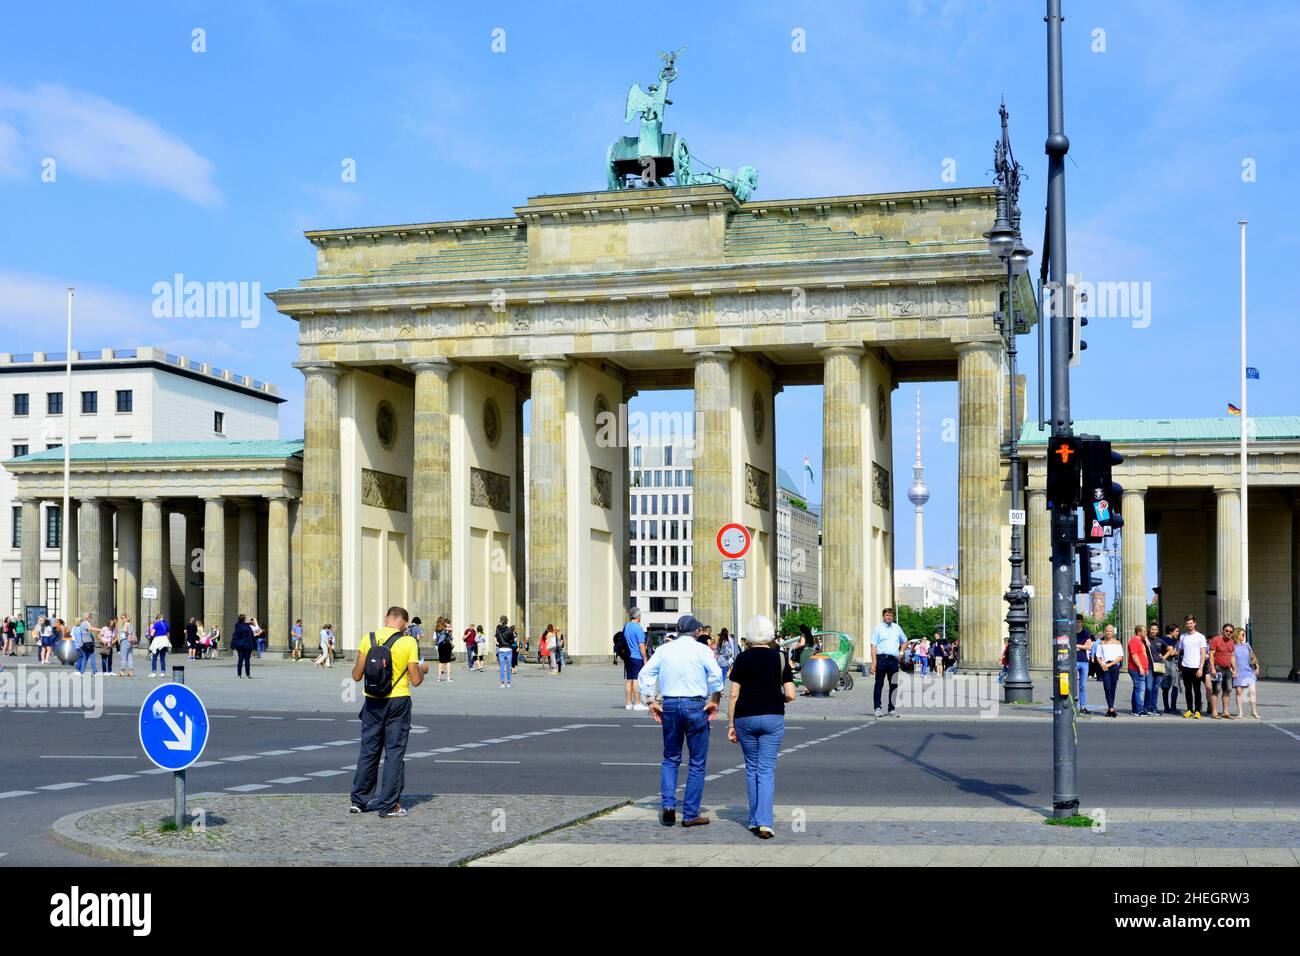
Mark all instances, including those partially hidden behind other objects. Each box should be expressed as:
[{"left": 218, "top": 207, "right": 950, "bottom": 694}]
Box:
[{"left": 349, "top": 606, "right": 427, "bottom": 817}]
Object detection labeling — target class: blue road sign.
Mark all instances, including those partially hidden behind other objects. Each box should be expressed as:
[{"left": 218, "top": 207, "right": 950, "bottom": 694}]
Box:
[{"left": 138, "top": 683, "right": 209, "bottom": 771}]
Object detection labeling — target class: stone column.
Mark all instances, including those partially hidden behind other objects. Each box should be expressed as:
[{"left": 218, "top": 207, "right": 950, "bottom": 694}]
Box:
[
  {"left": 818, "top": 344, "right": 865, "bottom": 648},
  {"left": 140, "top": 498, "right": 166, "bottom": 626},
  {"left": 267, "top": 495, "right": 290, "bottom": 651},
  {"left": 77, "top": 498, "right": 109, "bottom": 624},
  {"left": 957, "top": 341, "right": 1003, "bottom": 671},
  {"left": 298, "top": 362, "right": 342, "bottom": 641},
  {"left": 527, "top": 357, "right": 569, "bottom": 640},
  {"left": 1215, "top": 487, "right": 1243, "bottom": 632},
  {"left": 1290, "top": 501, "right": 1299, "bottom": 681},
  {"left": 290, "top": 500, "right": 303, "bottom": 632},
  {"left": 688, "top": 347, "right": 735, "bottom": 633},
  {"left": 100, "top": 505, "right": 116, "bottom": 619},
  {"left": 64, "top": 501, "right": 78, "bottom": 621},
  {"left": 116, "top": 503, "right": 141, "bottom": 632},
  {"left": 237, "top": 502, "right": 259, "bottom": 618},
  {"left": 621, "top": 385, "right": 638, "bottom": 623},
  {"left": 1121, "top": 489, "right": 1147, "bottom": 638},
  {"left": 406, "top": 357, "right": 453, "bottom": 622},
  {"left": 203, "top": 497, "right": 226, "bottom": 631},
  {"left": 19, "top": 498, "right": 40, "bottom": 616},
  {"left": 515, "top": 390, "right": 529, "bottom": 628},
  {"left": 1027, "top": 488, "right": 1051, "bottom": 670}
]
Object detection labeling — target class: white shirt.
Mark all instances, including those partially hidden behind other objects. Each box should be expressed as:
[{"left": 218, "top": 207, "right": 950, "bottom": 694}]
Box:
[
  {"left": 638, "top": 635, "right": 724, "bottom": 700},
  {"left": 1096, "top": 642, "right": 1123, "bottom": 665},
  {"left": 1178, "top": 631, "right": 1207, "bottom": 669}
]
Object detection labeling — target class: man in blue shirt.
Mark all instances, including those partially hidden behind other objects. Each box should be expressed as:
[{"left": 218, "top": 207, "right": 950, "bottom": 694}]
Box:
[
  {"left": 869, "top": 607, "right": 906, "bottom": 717},
  {"left": 622, "top": 607, "right": 649, "bottom": 711},
  {"left": 638, "top": 614, "right": 723, "bottom": 827}
]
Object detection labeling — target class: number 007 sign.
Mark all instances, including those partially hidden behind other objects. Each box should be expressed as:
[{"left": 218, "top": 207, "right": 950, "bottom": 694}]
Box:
[{"left": 716, "top": 523, "right": 751, "bottom": 560}]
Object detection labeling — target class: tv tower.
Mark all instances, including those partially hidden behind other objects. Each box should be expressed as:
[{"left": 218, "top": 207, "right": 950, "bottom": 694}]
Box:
[{"left": 906, "top": 388, "right": 930, "bottom": 571}]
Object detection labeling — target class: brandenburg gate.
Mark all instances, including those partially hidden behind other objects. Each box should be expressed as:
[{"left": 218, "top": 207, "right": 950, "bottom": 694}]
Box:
[{"left": 269, "top": 180, "right": 1032, "bottom": 670}]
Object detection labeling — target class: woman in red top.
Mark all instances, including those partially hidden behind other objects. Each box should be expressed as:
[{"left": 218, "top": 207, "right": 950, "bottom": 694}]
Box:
[{"left": 1126, "top": 625, "right": 1151, "bottom": 717}]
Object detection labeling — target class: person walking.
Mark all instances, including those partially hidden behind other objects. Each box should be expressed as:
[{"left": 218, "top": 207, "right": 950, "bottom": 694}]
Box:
[
  {"left": 1126, "top": 625, "right": 1151, "bottom": 717},
  {"left": 727, "top": 615, "right": 796, "bottom": 839},
  {"left": 1230, "top": 629, "right": 1260, "bottom": 719},
  {"left": 1, "top": 617, "right": 13, "bottom": 657},
  {"left": 1177, "top": 615, "right": 1207, "bottom": 718},
  {"left": 148, "top": 617, "right": 170, "bottom": 676},
  {"left": 434, "top": 617, "right": 455, "bottom": 682},
  {"left": 638, "top": 614, "right": 723, "bottom": 828},
  {"left": 869, "top": 607, "right": 906, "bottom": 717},
  {"left": 314, "top": 623, "right": 335, "bottom": 668},
  {"left": 117, "top": 614, "right": 136, "bottom": 677},
  {"left": 463, "top": 623, "right": 477, "bottom": 670},
  {"left": 621, "top": 607, "right": 649, "bottom": 711},
  {"left": 231, "top": 613, "right": 255, "bottom": 678},
  {"left": 350, "top": 605, "right": 426, "bottom": 818},
  {"left": 98, "top": 618, "right": 117, "bottom": 675},
  {"left": 1209, "top": 624, "right": 1238, "bottom": 719},
  {"left": 494, "top": 616, "right": 516, "bottom": 688},
  {"left": 1096, "top": 625, "right": 1123, "bottom": 717}
]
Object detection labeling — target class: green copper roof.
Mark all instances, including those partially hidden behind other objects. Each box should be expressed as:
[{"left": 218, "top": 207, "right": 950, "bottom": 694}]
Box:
[
  {"left": 5, "top": 440, "right": 304, "bottom": 464},
  {"left": 1021, "top": 417, "right": 1300, "bottom": 445}
]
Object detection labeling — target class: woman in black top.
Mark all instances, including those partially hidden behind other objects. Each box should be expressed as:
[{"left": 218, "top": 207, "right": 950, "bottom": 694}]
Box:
[
  {"left": 231, "top": 614, "right": 255, "bottom": 678},
  {"left": 727, "top": 614, "right": 796, "bottom": 839}
]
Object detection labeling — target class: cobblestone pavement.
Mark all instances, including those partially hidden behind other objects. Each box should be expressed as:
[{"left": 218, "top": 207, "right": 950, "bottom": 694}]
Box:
[
  {"left": 470, "top": 803, "right": 1300, "bottom": 867},
  {"left": 8, "top": 655, "right": 1300, "bottom": 724},
  {"left": 51, "top": 793, "right": 627, "bottom": 866}
]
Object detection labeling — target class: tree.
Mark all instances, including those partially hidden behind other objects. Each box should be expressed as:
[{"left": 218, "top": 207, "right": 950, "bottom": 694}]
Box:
[
  {"left": 895, "top": 602, "right": 959, "bottom": 642},
  {"left": 779, "top": 605, "right": 821, "bottom": 637}
]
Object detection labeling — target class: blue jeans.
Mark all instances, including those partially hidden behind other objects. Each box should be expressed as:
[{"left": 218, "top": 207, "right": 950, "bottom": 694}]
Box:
[
  {"left": 151, "top": 649, "right": 167, "bottom": 673},
  {"left": 918, "top": 654, "right": 929, "bottom": 676},
  {"left": 75, "top": 646, "right": 97, "bottom": 673},
  {"left": 1128, "top": 669, "right": 1147, "bottom": 714},
  {"left": 659, "top": 697, "right": 711, "bottom": 821},
  {"left": 1145, "top": 668, "right": 1161, "bottom": 714},
  {"left": 1075, "top": 661, "right": 1089, "bottom": 708},
  {"left": 256, "top": 637, "right": 266, "bottom": 658},
  {"left": 497, "top": 649, "right": 512, "bottom": 683},
  {"left": 734, "top": 714, "right": 784, "bottom": 829}
]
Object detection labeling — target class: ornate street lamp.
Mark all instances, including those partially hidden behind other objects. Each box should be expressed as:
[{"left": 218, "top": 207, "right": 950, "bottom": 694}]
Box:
[{"left": 991, "top": 101, "right": 1034, "bottom": 704}]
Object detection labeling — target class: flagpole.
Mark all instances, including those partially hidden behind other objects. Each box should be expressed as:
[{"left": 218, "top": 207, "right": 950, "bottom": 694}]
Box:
[
  {"left": 62, "top": 289, "right": 73, "bottom": 625},
  {"left": 1239, "top": 221, "right": 1249, "bottom": 637}
]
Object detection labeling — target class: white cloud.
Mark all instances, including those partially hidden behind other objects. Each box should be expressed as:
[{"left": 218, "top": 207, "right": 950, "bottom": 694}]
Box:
[{"left": 0, "top": 83, "right": 220, "bottom": 206}]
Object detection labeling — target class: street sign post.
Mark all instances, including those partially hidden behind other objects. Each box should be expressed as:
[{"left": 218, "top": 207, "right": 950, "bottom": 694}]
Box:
[
  {"left": 138, "top": 668, "right": 209, "bottom": 828},
  {"left": 721, "top": 559, "right": 746, "bottom": 580},
  {"left": 716, "top": 523, "right": 751, "bottom": 560},
  {"left": 716, "top": 523, "right": 751, "bottom": 688}
]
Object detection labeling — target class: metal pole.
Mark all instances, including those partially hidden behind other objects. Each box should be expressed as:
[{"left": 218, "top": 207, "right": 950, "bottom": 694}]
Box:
[
  {"left": 1004, "top": 250, "right": 1032, "bottom": 702},
  {"left": 173, "top": 665, "right": 186, "bottom": 828},
  {"left": 62, "top": 290, "right": 73, "bottom": 623},
  {"left": 1239, "top": 220, "right": 1250, "bottom": 638},
  {"left": 1046, "top": 0, "right": 1079, "bottom": 819}
]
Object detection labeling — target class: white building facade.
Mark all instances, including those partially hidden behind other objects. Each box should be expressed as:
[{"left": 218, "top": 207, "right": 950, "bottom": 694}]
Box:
[
  {"left": 627, "top": 440, "right": 694, "bottom": 634},
  {"left": 776, "top": 467, "right": 820, "bottom": 620},
  {"left": 894, "top": 568, "right": 959, "bottom": 610},
  {"left": 1, "top": 347, "right": 282, "bottom": 621}
]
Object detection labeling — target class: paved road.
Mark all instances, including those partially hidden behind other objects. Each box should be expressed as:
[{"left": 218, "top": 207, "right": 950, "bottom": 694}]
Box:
[{"left": 3, "top": 706, "right": 1298, "bottom": 865}]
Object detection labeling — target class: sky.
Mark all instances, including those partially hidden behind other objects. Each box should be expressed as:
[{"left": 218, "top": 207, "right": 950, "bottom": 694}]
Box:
[{"left": 2, "top": 0, "right": 1297, "bottom": 605}]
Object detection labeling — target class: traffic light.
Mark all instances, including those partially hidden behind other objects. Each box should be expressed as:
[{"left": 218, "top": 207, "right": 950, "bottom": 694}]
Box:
[
  {"left": 1075, "top": 543, "right": 1103, "bottom": 594},
  {"left": 1080, "top": 437, "right": 1124, "bottom": 540},
  {"left": 1046, "top": 436, "right": 1082, "bottom": 507},
  {"left": 1069, "top": 284, "right": 1088, "bottom": 368}
]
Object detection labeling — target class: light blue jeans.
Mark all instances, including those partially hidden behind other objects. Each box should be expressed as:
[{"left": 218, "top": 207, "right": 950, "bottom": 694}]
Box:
[
  {"left": 497, "top": 649, "right": 512, "bottom": 684},
  {"left": 659, "top": 697, "right": 710, "bottom": 821},
  {"left": 1075, "top": 661, "right": 1089, "bottom": 708},
  {"left": 734, "top": 714, "right": 785, "bottom": 830}
]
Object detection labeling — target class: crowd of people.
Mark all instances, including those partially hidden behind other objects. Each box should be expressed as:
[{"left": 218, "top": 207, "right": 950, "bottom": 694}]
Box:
[{"left": 1073, "top": 614, "right": 1261, "bottom": 719}]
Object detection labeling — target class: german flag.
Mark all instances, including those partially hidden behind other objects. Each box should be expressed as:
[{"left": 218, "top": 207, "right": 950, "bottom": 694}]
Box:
[{"left": 1227, "top": 403, "right": 1242, "bottom": 416}]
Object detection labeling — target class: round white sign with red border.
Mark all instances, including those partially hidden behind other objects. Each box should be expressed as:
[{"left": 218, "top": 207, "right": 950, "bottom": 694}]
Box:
[{"left": 716, "top": 523, "right": 751, "bottom": 559}]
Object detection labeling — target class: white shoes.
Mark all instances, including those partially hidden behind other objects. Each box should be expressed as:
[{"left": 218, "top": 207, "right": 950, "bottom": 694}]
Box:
[
  {"left": 625, "top": 704, "right": 635, "bottom": 710},
  {"left": 633, "top": 703, "right": 649, "bottom": 711}
]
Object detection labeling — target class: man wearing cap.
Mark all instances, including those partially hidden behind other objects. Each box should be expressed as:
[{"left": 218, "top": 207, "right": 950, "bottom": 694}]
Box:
[{"left": 638, "top": 614, "right": 724, "bottom": 828}]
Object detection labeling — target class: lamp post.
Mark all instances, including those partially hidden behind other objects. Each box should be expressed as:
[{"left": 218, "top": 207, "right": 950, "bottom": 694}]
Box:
[{"left": 990, "top": 102, "right": 1034, "bottom": 704}]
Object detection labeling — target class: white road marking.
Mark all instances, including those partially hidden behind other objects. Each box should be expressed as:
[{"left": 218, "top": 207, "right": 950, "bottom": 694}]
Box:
[
  {"left": 249, "top": 716, "right": 283, "bottom": 721},
  {"left": 601, "top": 762, "right": 661, "bottom": 767},
  {"left": 89, "top": 775, "right": 137, "bottom": 783},
  {"left": 38, "top": 782, "right": 87, "bottom": 791},
  {"left": 306, "top": 770, "right": 346, "bottom": 777},
  {"left": 293, "top": 745, "right": 327, "bottom": 751},
  {"left": 136, "top": 768, "right": 172, "bottom": 775},
  {"left": 266, "top": 776, "right": 311, "bottom": 784},
  {"left": 221, "top": 755, "right": 260, "bottom": 762},
  {"left": 226, "top": 784, "right": 270, "bottom": 792},
  {"left": 1268, "top": 723, "right": 1300, "bottom": 743},
  {"left": 297, "top": 717, "right": 334, "bottom": 721},
  {"left": 257, "top": 750, "right": 294, "bottom": 756},
  {"left": 433, "top": 747, "right": 461, "bottom": 754},
  {"left": 481, "top": 738, "right": 509, "bottom": 744},
  {"left": 323, "top": 740, "right": 355, "bottom": 746},
  {"left": 0, "top": 791, "right": 35, "bottom": 799},
  {"left": 456, "top": 742, "right": 486, "bottom": 748},
  {"left": 435, "top": 759, "right": 520, "bottom": 765},
  {"left": 190, "top": 761, "right": 222, "bottom": 768}
]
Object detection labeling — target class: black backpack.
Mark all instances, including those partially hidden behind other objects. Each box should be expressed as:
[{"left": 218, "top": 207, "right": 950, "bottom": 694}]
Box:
[
  {"left": 362, "top": 631, "right": 403, "bottom": 697},
  {"left": 613, "top": 626, "right": 631, "bottom": 661}
]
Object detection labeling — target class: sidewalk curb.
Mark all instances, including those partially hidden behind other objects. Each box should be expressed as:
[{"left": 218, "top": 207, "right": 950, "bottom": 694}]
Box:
[{"left": 50, "top": 795, "right": 632, "bottom": 867}]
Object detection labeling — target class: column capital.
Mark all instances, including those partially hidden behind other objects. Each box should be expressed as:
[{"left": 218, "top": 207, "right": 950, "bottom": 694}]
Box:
[
  {"left": 1121, "top": 487, "right": 1146, "bottom": 501},
  {"left": 1214, "top": 486, "right": 1241, "bottom": 499},
  {"left": 684, "top": 345, "right": 735, "bottom": 364},
  {"left": 521, "top": 353, "right": 570, "bottom": 370},
  {"left": 953, "top": 338, "right": 1003, "bottom": 355},
  {"left": 814, "top": 341, "right": 865, "bottom": 358},
  {"left": 404, "top": 355, "right": 454, "bottom": 378},
  {"left": 293, "top": 360, "right": 341, "bottom": 380}
]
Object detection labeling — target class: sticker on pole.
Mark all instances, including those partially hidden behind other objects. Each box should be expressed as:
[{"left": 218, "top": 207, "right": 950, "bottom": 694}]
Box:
[
  {"left": 716, "top": 523, "right": 751, "bottom": 560},
  {"left": 138, "top": 683, "right": 209, "bottom": 771}
]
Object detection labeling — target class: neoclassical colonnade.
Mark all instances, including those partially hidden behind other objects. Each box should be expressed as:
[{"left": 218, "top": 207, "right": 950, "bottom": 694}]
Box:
[
  {"left": 8, "top": 443, "right": 303, "bottom": 646},
  {"left": 272, "top": 183, "right": 1033, "bottom": 666},
  {"left": 1023, "top": 420, "right": 1300, "bottom": 678}
]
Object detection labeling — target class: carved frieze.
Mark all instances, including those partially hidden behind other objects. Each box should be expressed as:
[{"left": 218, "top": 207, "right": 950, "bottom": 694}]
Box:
[
  {"left": 361, "top": 468, "right": 408, "bottom": 512},
  {"left": 591, "top": 466, "right": 613, "bottom": 509},
  {"left": 470, "top": 467, "right": 511, "bottom": 513},
  {"left": 745, "top": 463, "right": 771, "bottom": 510},
  {"left": 872, "top": 463, "right": 891, "bottom": 510}
]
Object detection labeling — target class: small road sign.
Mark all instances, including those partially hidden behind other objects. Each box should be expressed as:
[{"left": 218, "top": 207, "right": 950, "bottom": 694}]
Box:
[
  {"left": 138, "top": 683, "right": 209, "bottom": 772},
  {"left": 141, "top": 586, "right": 159, "bottom": 600},
  {"left": 716, "top": 523, "right": 751, "bottom": 560},
  {"left": 722, "top": 559, "right": 746, "bottom": 580},
  {"left": 1009, "top": 509, "right": 1026, "bottom": 526}
]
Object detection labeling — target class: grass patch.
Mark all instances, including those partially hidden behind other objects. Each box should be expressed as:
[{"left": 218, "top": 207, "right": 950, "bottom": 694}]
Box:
[
  {"left": 1044, "top": 814, "right": 1096, "bottom": 828},
  {"left": 157, "top": 820, "right": 180, "bottom": 833}
]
